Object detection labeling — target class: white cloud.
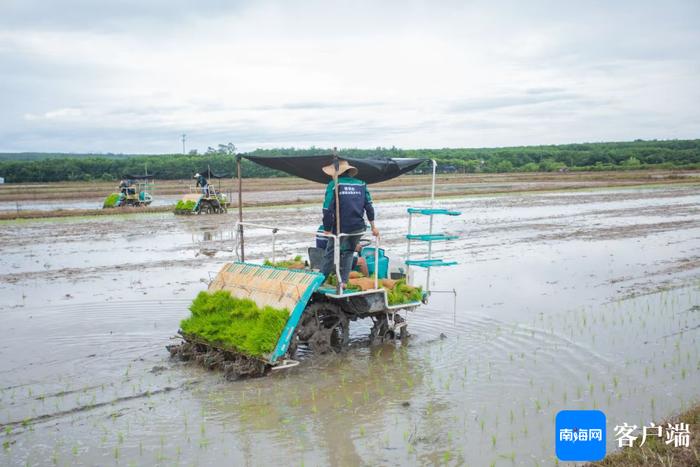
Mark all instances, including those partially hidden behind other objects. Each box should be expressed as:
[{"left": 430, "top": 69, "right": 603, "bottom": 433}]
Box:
[
  {"left": 0, "top": 0, "right": 698, "bottom": 153},
  {"left": 24, "top": 107, "right": 83, "bottom": 121}
]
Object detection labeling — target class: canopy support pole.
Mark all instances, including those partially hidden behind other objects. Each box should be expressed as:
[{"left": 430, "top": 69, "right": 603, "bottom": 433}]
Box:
[
  {"left": 236, "top": 154, "right": 245, "bottom": 262},
  {"left": 333, "top": 148, "right": 342, "bottom": 294}
]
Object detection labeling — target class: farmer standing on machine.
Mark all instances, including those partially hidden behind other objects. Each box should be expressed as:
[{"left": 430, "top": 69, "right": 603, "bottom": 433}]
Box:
[
  {"left": 320, "top": 160, "right": 379, "bottom": 286},
  {"left": 194, "top": 173, "right": 209, "bottom": 196},
  {"left": 118, "top": 179, "right": 129, "bottom": 196}
]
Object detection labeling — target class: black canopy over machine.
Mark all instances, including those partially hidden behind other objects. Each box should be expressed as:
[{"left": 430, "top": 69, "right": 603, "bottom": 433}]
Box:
[
  {"left": 235, "top": 154, "right": 427, "bottom": 260},
  {"left": 242, "top": 154, "right": 425, "bottom": 184},
  {"left": 124, "top": 173, "right": 155, "bottom": 179},
  {"left": 197, "top": 167, "right": 231, "bottom": 179}
]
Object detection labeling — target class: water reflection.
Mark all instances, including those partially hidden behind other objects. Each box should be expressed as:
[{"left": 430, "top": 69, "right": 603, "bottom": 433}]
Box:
[
  {"left": 194, "top": 344, "right": 423, "bottom": 466},
  {"left": 187, "top": 224, "right": 236, "bottom": 258}
]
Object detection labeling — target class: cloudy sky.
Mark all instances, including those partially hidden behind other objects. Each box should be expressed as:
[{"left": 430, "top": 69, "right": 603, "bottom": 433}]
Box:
[{"left": 1, "top": 0, "right": 698, "bottom": 153}]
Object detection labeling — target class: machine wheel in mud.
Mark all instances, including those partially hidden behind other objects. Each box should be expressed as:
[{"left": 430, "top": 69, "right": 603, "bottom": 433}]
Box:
[
  {"left": 195, "top": 199, "right": 225, "bottom": 214},
  {"left": 289, "top": 302, "right": 349, "bottom": 356},
  {"left": 168, "top": 336, "right": 270, "bottom": 380},
  {"left": 195, "top": 201, "right": 210, "bottom": 214},
  {"left": 369, "top": 314, "right": 407, "bottom": 345}
]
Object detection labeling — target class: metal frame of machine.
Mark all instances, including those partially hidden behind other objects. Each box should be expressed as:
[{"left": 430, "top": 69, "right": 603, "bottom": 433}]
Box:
[{"left": 173, "top": 153, "right": 461, "bottom": 376}]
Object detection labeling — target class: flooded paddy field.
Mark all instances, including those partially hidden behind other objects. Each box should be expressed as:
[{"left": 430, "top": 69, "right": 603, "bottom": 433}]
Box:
[
  {"left": 1, "top": 183, "right": 699, "bottom": 466},
  {"left": 0, "top": 170, "right": 697, "bottom": 212}
]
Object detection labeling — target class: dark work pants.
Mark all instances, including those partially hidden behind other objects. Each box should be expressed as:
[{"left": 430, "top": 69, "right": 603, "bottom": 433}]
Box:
[{"left": 320, "top": 231, "right": 362, "bottom": 283}]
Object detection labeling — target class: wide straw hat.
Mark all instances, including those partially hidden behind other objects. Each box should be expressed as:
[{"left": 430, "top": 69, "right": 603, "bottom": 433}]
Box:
[{"left": 322, "top": 159, "right": 358, "bottom": 177}]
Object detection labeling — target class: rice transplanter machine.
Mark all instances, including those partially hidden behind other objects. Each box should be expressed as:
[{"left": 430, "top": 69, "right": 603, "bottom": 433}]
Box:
[{"left": 177, "top": 154, "right": 461, "bottom": 376}]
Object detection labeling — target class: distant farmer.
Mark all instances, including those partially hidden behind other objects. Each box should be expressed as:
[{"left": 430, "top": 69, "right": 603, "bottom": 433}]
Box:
[
  {"left": 194, "top": 173, "right": 209, "bottom": 196},
  {"left": 118, "top": 179, "right": 129, "bottom": 195},
  {"left": 119, "top": 179, "right": 135, "bottom": 196},
  {"left": 320, "top": 160, "right": 379, "bottom": 286}
]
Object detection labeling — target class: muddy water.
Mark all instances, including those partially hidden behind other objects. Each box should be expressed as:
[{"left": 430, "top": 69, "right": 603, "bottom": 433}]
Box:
[{"left": 1, "top": 184, "right": 699, "bottom": 466}]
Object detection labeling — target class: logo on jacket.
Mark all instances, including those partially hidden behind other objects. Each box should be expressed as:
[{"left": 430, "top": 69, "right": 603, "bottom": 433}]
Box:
[{"left": 340, "top": 186, "right": 361, "bottom": 195}]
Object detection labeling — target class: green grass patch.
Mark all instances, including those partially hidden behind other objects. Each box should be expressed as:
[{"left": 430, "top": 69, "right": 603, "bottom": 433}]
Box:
[
  {"left": 174, "top": 199, "right": 197, "bottom": 213},
  {"left": 103, "top": 193, "right": 121, "bottom": 208},
  {"left": 325, "top": 273, "right": 361, "bottom": 291},
  {"left": 180, "top": 290, "right": 290, "bottom": 357},
  {"left": 587, "top": 403, "right": 700, "bottom": 466},
  {"left": 263, "top": 255, "right": 304, "bottom": 268},
  {"left": 387, "top": 279, "right": 423, "bottom": 305}
]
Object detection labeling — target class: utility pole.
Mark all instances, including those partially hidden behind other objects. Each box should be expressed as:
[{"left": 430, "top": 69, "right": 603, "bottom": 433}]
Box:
[{"left": 181, "top": 134, "right": 186, "bottom": 154}]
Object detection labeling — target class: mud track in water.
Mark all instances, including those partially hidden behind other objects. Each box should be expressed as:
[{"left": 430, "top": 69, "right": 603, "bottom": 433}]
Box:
[{"left": 0, "top": 383, "right": 196, "bottom": 433}]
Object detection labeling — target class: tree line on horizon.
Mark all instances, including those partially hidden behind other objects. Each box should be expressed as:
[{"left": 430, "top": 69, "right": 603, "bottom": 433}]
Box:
[{"left": 0, "top": 139, "right": 698, "bottom": 183}]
